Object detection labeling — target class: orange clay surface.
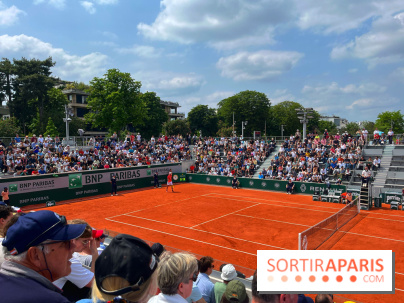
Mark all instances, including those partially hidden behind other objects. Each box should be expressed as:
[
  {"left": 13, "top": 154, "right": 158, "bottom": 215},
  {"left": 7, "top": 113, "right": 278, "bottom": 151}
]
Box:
[{"left": 25, "top": 183, "right": 404, "bottom": 303}]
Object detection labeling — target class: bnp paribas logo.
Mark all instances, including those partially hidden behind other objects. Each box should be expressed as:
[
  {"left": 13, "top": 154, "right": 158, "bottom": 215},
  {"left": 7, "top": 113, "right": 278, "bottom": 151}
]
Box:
[
  {"left": 9, "top": 184, "right": 18, "bottom": 192},
  {"left": 147, "top": 170, "right": 152, "bottom": 176},
  {"left": 69, "top": 173, "right": 83, "bottom": 189}
]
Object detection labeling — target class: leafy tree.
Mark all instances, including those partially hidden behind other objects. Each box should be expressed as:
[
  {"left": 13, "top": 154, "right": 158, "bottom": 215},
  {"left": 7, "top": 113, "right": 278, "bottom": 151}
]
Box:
[
  {"left": 361, "top": 121, "right": 375, "bottom": 134},
  {"left": 375, "top": 110, "right": 404, "bottom": 133},
  {"left": 342, "top": 122, "right": 360, "bottom": 135},
  {"left": 85, "top": 69, "right": 146, "bottom": 135},
  {"left": 216, "top": 120, "right": 233, "bottom": 137},
  {"left": 188, "top": 105, "right": 218, "bottom": 137},
  {"left": 0, "top": 58, "right": 14, "bottom": 105},
  {"left": 44, "top": 117, "right": 59, "bottom": 137},
  {"left": 65, "top": 81, "right": 91, "bottom": 92},
  {"left": 137, "top": 92, "right": 169, "bottom": 139},
  {"left": 68, "top": 117, "right": 87, "bottom": 138},
  {"left": 10, "top": 57, "right": 55, "bottom": 133},
  {"left": 0, "top": 117, "right": 21, "bottom": 137},
  {"left": 163, "top": 119, "right": 190, "bottom": 137},
  {"left": 317, "top": 120, "right": 338, "bottom": 135},
  {"left": 270, "top": 101, "right": 321, "bottom": 137},
  {"left": 217, "top": 90, "right": 271, "bottom": 137}
]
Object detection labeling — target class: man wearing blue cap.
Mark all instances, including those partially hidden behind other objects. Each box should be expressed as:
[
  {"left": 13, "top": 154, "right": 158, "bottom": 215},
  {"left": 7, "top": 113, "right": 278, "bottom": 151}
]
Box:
[{"left": 0, "top": 210, "right": 86, "bottom": 302}]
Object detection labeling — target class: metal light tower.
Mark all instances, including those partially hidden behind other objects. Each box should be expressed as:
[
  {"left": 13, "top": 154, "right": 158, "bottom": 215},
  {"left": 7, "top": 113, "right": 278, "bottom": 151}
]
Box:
[
  {"left": 241, "top": 121, "right": 248, "bottom": 139},
  {"left": 295, "top": 107, "right": 314, "bottom": 139},
  {"left": 63, "top": 105, "right": 72, "bottom": 145}
]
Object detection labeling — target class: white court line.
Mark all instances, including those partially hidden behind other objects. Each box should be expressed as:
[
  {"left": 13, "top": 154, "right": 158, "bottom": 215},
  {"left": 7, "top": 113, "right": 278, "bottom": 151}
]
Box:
[
  {"left": 396, "top": 288, "right": 404, "bottom": 292},
  {"left": 123, "top": 213, "right": 287, "bottom": 250},
  {"left": 396, "top": 272, "right": 404, "bottom": 275},
  {"left": 106, "top": 217, "right": 260, "bottom": 256},
  {"left": 206, "top": 192, "right": 342, "bottom": 211},
  {"left": 235, "top": 214, "right": 313, "bottom": 228},
  {"left": 107, "top": 194, "right": 211, "bottom": 219},
  {"left": 191, "top": 204, "right": 260, "bottom": 228},
  {"left": 235, "top": 213, "right": 404, "bottom": 244},
  {"left": 360, "top": 216, "right": 404, "bottom": 223}
]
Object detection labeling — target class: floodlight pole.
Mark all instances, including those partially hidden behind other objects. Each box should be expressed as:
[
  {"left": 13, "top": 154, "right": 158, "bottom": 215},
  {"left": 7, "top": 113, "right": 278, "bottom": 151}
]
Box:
[
  {"left": 242, "top": 121, "right": 248, "bottom": 139},
  {"left": 295, "top": 107, "right": 314, "bottom": 139}
]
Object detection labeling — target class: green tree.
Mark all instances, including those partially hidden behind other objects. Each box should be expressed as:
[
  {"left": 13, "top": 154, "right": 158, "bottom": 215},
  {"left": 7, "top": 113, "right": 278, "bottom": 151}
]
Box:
[
  {"left": 65, "top": 81, "right": 91, "bottom": 92},
  {"left": 188, "top": 105, "right": 218, "bottom": 137},
  {"left": 374, "top": 110, "right": 404, "bottom": 133},
  {"left": 85, "top": 69, "right": 146, "bottom": 135},
  {"left": 361, "top": 121, "right": 375, "bottom": 135},
  {"left": 216, "top": 120, "right": 233, "bottom": 137},
  {"left": 342, "top": 122, "right": 360, "bottom": 135},
  {"left": 68, "top": 117, "right": 87, "bottom": 138},
  {"left": 217, "top": 90, "right": 271, "bottom": 137},
  {"left": 44, "top": 117, "right": 59, "bottom": 137},
  {"left": 137, "top": 92, "right": 169, "bottom": 139},
  {"left": 0, "top": 117, "right": 21, "bottom": 137},
  {"left": 10, "top": 57, "right": 55, "bottom": 134},
  {"left": 163, "top": 119, "right": 190, "bottom": 137},
  {"left": 317, "top": 120, "right": 338, "bottom": 135}
]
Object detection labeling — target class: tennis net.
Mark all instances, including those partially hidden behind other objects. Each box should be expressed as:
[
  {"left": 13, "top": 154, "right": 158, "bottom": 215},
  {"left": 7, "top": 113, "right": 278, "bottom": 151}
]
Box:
[{"left": 298, "top": 197, "right": 360, "bottom": 250}]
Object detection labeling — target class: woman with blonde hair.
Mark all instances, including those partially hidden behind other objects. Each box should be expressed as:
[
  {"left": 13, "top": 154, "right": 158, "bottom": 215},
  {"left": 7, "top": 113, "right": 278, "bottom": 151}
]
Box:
[
  {"left": 77, "top": 234, "right": 159, "bottom": 303},
  {"left": 148, "top": 253, "right": 198, "bottom": 303}
]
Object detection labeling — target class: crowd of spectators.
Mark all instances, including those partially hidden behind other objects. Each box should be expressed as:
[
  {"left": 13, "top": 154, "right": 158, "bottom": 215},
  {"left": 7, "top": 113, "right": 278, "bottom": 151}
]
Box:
[
  {"left": 259, "top": 129, "right": 367, "bottom": 184},
  {"left": 191, "top": 137, "right": 276, "bottom": 177},
  {"left": 0, "top": 133, "right": 192, "bottom": 177}
]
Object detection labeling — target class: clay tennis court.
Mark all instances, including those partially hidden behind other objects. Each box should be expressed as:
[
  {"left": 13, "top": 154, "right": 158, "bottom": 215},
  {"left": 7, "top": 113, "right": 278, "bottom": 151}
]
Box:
[{"left": 26, "top": 183, "right": 404, "bottom": 303}]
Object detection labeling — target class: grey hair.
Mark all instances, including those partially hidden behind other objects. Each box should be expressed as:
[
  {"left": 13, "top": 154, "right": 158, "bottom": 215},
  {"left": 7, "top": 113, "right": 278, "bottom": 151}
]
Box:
[
  {"left": 2, "top": 243, "right": 51, "bottom": 262},
  {"left": 157, "top": 253, "right": 197, "bottom": 295}
]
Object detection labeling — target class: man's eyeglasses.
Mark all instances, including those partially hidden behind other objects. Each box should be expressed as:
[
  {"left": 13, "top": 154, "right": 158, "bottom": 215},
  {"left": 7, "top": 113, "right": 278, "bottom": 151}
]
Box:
[
  {"left": 95, "top": 234, "right": 107, "bottom": 241},
  {"left": 80, "top": 239, "right": 90, "bottom": 245},
  {"left": 211, "top": 264, "right": 215, "bottom": 268}
]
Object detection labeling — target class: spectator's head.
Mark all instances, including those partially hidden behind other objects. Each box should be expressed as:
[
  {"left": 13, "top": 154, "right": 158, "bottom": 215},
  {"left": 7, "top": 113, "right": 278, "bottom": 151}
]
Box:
[
  {"left": 3, "top": 187, "right": 8, "bottom": 192},
  {"left": 92, "top": 234, "right": 159, "bottom": 303},
  {"left": 200, "top": 256, "right": 214, "bottom": 274},
  {"left": 252, "top": 271, "right": 297, "bottom": 303},
  {"left": 314, "top": 294, "right": 333, "bottom": 303},
  {"left": 68, "top": 219, "right": 93, "bottom": 252},
  {"left": 151, "top": 242, "right": 165, "bottom": 257},
  {"left": 0, "top": 205, "right": 13, "bottom": 233},
  {"left": 157, "top": 252, "right": 198, "bottom": 298},
  {"left": 221, "top": 264, "right": 237, "bottom": 282},
  {"left": 2, "top": 210, "right": 86, "bottom": 281},
  {"left": 221, "top": 280, "right": 249, "bottom": 303}
]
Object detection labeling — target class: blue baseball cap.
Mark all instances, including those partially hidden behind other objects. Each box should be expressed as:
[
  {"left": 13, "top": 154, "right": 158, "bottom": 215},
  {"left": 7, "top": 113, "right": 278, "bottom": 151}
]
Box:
[{"left": 2, "top": 210, "right": 86, "bottom": 255}]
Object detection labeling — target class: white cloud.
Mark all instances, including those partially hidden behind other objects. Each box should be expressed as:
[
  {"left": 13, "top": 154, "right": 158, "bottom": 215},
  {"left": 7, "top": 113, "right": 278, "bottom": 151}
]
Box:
[
  {"left": 0, "top": 3, "right": 25, "bottom": 26},
  {"left": 217, "top": 50, "right": 303, "bottom": 81},
  {"left": 345, "top": 98, "right": 376, "bottom": 110},
  {"left": 331, "top": 13, "right": 404, "bottom": 67},
  {"left": 270, "top": 89, "right": 296, "bottom": 105},
  {"left": 94, "top": 0, "right": 118, "bottom": 4},
  {"left": 302, "top": 82, "right": 386, "bottom": 95},
  {"left": 348, "top": 68, "right": 358, "bottom": 73},
  {"left": 0, "top": 34, "right": 108, "bottom": 81},
  {"left": 392, "top": 67, "right": 404, "bottom": 82},
  {"left": 33, "top": 0, "right": 66, "bottom": 9},
  {"left": 81, "top": 1, "right": 96, "bottom": 14},
  {"left": 101, "top": 31, "right": 118, "bottom": 40},
  {"left": 137, "top": 0, "right": 291, "bottom": 49},
  {"left": 139, "top": 71, "right": 205, "bottom": 97},
  {"left": 116, "top": 45, "right": 162, "bottom": 58}
]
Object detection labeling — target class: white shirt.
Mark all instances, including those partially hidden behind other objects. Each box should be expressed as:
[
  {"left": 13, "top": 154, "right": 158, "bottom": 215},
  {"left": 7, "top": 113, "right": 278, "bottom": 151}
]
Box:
[
  {"left": 53, "top": 256, "right": 93, "bottom": 289},
  {"left": 149, "top": 293, "right": 188, "bottom": 303}
]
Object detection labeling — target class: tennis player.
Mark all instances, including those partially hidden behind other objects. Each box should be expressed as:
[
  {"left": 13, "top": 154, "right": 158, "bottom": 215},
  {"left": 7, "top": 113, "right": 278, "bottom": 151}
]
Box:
[{"left": 166, "top": 170, "right": 174, "bottom": 192}]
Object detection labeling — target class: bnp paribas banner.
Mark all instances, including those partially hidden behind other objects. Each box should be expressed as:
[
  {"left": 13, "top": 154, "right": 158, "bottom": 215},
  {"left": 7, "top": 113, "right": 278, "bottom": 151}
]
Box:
[{"left": 1, "top": 164, "right": 181, "bottom": 207}]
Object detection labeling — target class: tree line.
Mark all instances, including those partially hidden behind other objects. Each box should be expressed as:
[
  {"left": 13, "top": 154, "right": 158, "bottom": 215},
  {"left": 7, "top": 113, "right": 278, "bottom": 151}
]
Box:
[{"left": 1, "top": 57, "right": 403, "bottom": 139}]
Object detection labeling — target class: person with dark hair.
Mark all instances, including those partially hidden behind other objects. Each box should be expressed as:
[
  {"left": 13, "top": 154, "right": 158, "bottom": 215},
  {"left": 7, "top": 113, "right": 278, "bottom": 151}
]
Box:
[
  {"left": 314, "top": 294, "right": 333, "bottom": 303},
  {"left": 251, "top": 270, "right": 297, "bottom": 303},
  {"left": 232, "top": 176, "right": 239, "bottom": 189},
  {"left": 111, "top": 174, "right": 118, "bottom": 196},
  {"left": 220, "top": 280, "right": 249, "bottom": 303},
  {"left": 195, "top": 256, "right": 215, "bottom": 303},
  {"left": 186, "top": 259, "right": 206, "bottom": 303},
  {"left": 151, "top": 242, "right": 165, "bottom": 257},
  {"left": 286, "top": 179, "right": 295, "bottom": 194},
  {"left": 0, "top": 205, "right": 13, "bottom": 240},
  {"left": 154, "top": 172, "right": 160, "bottom": 188},
  {"left": 1, "top": 187, "right": 9, "bottom": 205},
  {"left": 0, "top": 211, "right": 86, "bottom": 303}
]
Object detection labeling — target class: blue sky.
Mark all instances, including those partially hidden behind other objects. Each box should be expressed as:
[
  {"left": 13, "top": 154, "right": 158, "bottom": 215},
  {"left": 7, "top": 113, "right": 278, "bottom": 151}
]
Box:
[{"left": 1, "top": 0, "right": 403, "bottom": 123}]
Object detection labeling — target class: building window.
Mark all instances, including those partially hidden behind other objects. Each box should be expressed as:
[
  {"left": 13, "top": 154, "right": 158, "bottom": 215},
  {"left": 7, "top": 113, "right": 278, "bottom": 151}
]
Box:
[
  {"left": 170, "top": 108, "right": 176, "bottom": 114},
  {"left": 77, "top": 108, "right": 89, "bottom": 118},
  {"left": 69, "top": 95, "right": 73, "bottom": 101}
]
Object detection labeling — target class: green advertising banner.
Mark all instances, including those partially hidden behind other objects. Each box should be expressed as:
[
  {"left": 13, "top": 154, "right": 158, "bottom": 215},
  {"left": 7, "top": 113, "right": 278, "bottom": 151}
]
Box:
[
  {"left": 1, "top": 163, "right": 181, "bottom": 208},
  {"left": 186, "top": 174, "right": 346, "bottom": 195}
]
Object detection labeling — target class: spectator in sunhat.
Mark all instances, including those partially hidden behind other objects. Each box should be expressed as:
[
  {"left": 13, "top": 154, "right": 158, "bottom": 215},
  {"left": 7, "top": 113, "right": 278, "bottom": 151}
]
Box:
[
  {"left": 214, "top": 264, "right": 237, "bottom": 303},
  {"left": 0, "top": 210, "right": 86, "bottom": 303}
]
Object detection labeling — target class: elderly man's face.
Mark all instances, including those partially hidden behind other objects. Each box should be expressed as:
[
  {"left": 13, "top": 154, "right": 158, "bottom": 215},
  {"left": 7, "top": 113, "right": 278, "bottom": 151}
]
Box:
[{"left": 37, "top": 240, "right": 76, "bottom": 281}]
